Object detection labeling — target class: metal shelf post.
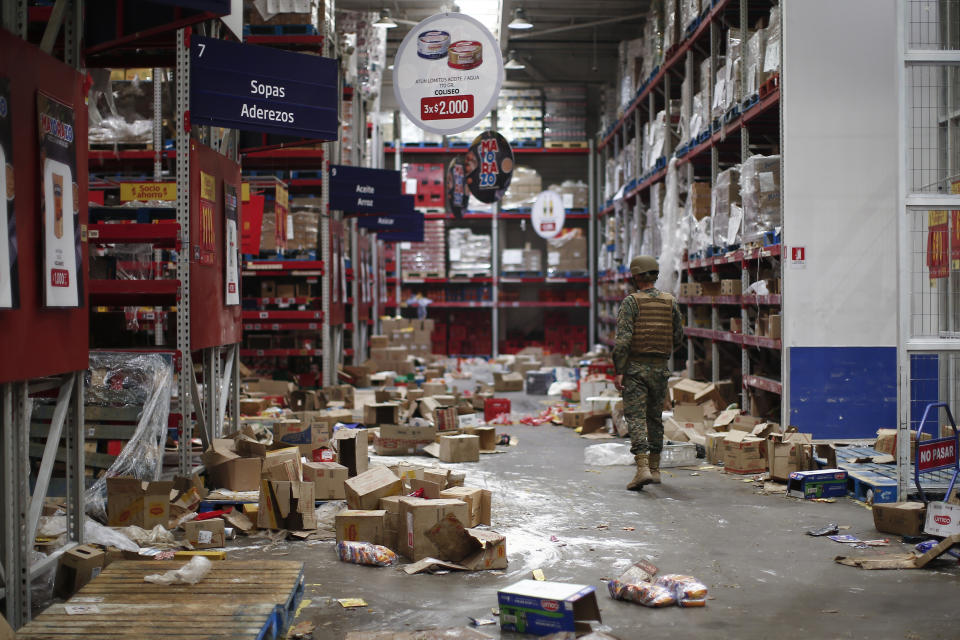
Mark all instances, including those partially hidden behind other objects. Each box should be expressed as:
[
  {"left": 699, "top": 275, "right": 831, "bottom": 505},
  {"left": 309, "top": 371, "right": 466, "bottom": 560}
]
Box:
[{"left": 175, "top": 28, "right": 193, "bottom": 474}]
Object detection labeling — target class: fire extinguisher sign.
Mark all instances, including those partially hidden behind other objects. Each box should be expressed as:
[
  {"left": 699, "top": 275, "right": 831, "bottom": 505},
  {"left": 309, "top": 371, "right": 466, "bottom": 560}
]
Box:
[{"left": 789, "top": 246, "right": 806, "bottom": 270}]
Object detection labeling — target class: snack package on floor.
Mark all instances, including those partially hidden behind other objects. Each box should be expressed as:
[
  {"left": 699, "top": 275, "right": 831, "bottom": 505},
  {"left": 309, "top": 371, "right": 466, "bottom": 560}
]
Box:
[
  {"left": 336, "top": 540, "right": 398, "bottom": 567},
  {"left": 607, "top": 579, "right": 676, "bottom": 608},
  {"left": 653, "top": 574, "right": 708, "bottom": 607}
]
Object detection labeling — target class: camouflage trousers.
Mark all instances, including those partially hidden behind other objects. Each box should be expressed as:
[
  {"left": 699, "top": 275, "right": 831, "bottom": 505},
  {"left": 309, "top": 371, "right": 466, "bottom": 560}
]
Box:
[{"left": 622, "top": 362, "right": 669, "bottom": 456}]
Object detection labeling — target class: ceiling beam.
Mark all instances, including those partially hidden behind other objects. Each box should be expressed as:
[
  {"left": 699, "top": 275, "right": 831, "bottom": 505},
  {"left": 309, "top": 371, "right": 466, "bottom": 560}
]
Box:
[{"left": 510, "top": 12, "right": 646, "bottom": 40}]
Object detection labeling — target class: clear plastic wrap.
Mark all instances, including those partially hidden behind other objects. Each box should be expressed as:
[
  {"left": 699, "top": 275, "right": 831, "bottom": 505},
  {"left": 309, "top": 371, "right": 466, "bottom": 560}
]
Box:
[
  {"left": 657, "top": 159, "right": 685, "bottom": 296},
  {"left": 712, "top": 64, "right": 727, "bottom": 120},
  {"left": 679, "top": 74, "right": 692, "bottom": 144},
  {"left": 764, "top": 4, "right": 781, "bottom": 74},
  {"left": 144, "top": 556, "right": 212, "bottom": 585},
  {"left": 548, "top": 180, "right": 589, "bottom": 210},
  {"left": 711, "top": 166, "right": 741, "bottom": 246},
  {"left": 109, "top": 243, "right": 154, "bottom": 281},
  {"left": 288, "top": 209, "right": 320, "bottom": 252},
  {"left": 663, "top": 0, "right": 678, "bottom": 51},
  {"left": 680, "top": 0, "right": 700, "bottom": 29},
  {"left": 726, "top": 29, "right": 743, "bottom": 109},
  {"left": 654, "top": 574, "right": 708, "bottom": 607},
  {"left": 740, "top": 154, "right": 781, "bottom": 239},
  {"left": 547, "top": 228, "right": 587, "bottom": 276},
  {"left": 448, "top": 228, "right": 492, "bottom": 275},
  {"left": 745, "top": 29, "right": 766, "bottom": 97},
  {"left": 83, "top": 352, "right": 174, "bottom": 521},
  {"left": 502, "top": 166, "right": 542, "bottom": 210},
  {"left": 337, "top": 540, "right": 399, "bottom": 566},
  {"left": 608, "top": 579, "right": 677, "bottom": 607}
]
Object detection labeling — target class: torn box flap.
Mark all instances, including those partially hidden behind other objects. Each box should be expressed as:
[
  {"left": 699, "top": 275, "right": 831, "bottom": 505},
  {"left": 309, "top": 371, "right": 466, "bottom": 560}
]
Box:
[{"left": 425, "top": 513, "right": 474, "bottom": 562}]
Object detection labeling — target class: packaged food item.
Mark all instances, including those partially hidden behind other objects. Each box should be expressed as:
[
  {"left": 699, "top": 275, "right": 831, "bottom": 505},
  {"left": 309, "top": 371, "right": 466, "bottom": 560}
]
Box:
[
  {"left": 418, "top": 30, "right": 450, "bottom": 59},
  {"left": 448, "top": 41, "right": 482, "bottom": 69},
  {"left": 607, "top": 579, "right": 676, "bottom": 607},
  {"left": 654, "top": 574, "right": 708, "bottom": 607},
  {"left": 336, "top": 541, "right": 398, "bottom": 567}
]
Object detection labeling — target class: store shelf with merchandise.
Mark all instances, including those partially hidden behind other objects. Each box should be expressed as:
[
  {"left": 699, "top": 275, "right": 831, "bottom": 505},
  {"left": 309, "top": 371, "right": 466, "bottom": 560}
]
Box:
[{"left": 594, "top": 0, "right": 783, "bottom": 418}]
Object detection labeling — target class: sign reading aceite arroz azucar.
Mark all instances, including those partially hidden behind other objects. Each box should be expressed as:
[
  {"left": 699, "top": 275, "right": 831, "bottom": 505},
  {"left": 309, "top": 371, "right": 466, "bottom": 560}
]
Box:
[{"left": 190, "top": 35, "right": 339, "bottom": 140}]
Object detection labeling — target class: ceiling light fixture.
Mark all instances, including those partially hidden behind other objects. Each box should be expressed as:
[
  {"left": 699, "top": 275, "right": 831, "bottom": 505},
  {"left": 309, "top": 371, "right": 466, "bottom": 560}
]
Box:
[
  {"left": 374, "top": 8, "right": 397, "bottom": 28},
  {"left": 508, "top": 7, "right": 533, "bottom": 30},
  {"left": 504, "top": 51, "right": 525, "bottom": 70}
]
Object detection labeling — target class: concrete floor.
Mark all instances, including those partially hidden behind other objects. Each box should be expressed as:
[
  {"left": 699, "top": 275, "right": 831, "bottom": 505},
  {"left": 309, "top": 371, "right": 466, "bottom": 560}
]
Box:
[{"left": 230, "top": 392, "right": 960, "bottom": 639}]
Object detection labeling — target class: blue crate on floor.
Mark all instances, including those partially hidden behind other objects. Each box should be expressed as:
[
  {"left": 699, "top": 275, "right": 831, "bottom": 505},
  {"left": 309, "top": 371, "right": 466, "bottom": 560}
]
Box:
[
  {"left": 244, "top": 23, "right": 320, "bottom": 36},
  {"left": 845, "top": 470, "right": 899, "bottom": 504},
  {"left": 742, "top": 93, "right": 760, "bottom": 111}
]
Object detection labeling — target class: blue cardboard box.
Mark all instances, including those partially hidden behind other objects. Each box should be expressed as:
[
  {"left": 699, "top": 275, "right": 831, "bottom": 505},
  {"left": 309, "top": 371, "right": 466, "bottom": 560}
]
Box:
[
  {"left": 787, "top": 469, "right": 848, "bottom": 499},
  {"left": 498, "top": 580, "right": 601, "bottom": 636}
]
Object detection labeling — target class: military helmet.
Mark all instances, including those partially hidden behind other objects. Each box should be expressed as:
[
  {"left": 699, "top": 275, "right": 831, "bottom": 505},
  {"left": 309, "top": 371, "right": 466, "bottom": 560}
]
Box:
[{"left": 629, "top": 255, "right": 659, "bottom": 276}]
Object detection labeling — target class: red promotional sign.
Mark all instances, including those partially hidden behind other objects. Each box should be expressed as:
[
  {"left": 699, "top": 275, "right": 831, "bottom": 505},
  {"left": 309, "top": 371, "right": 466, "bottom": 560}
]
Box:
[
  {"left": 241, "top": 194, "right": 265, "bottom": 254},
  {"left": 917, "top": 437, "right": 957, "bottom": 473},
  {"left": 421, "top": 95, "right": 474, "bottom": 121},
  {"left": 927, "top": 210, "right": 949, "bottom": 280}
]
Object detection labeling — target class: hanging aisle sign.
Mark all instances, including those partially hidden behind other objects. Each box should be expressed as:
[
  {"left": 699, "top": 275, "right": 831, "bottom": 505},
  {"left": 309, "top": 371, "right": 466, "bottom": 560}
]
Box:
[
  {"left": 37, "top": 93, "right": 81, "bottom": 308},
  {"left": 0, "top": 78, "right": 19, "bottom": 309},
  {"left": 223, "top": 182, "right": 240, "bottom": 305},
  {"left": 466, "top": 131, "right": 513, "bottom": 203},
  {"left": 329, "top": 165, "right": 411, "bottom": 214},
  {"left": 393, "top": 13, "right": 504, "bottom": 136},
  {"left": 190, "top": 35, "right": 339, "bottom": 140},
  {"left": 532, "top": 190, "right": 566, "bottom": 239}
]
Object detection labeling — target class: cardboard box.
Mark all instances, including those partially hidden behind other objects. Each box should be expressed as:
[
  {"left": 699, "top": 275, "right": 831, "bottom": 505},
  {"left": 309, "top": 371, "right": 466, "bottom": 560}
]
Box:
[
  {"left": 873, "top": 501, "right": 927, "bottom": 536},
  {"left": 767, "top": 314, "right": 782, "bottom": 340},
  {"left": 723, "top": 431, "right": 767, "bottom": 474},
  {"left": 289, "top": 390, "right": 323, "bottom": 412},
  {"left": 498, "top": 580, "right": 601, "bottom": 636},
  {"left": 786, "top": 469, "right": 848, "bottom": 500},
  {"left": 374, "top": 424, "right": 438, "bottom": 456},
  {"left": 378, "top": 495, "right": 404, "bottom": 550},
  {"left": 240, "top": 397, "right": 270, "bottom": 415},
  {"left": 720, "top": 279, "right": 742, "bottom": 296},
  {"left": 875, "top": 428, "right": 931, "bottom": 458},
  {"left": 54, "top": 545, "right": 105, "bottom": 598},
  {"left": 106, "top": 477, "right": 174, "bottom": 529},
  {"left": 183, "top": 518, "right": 226, "bottom": 549},
  {"left": 439, "top": 435, "right": 480, "bottom": 463},
  {"left": 439, "top": 487, "right": 492, "bottom": 527},
  {"left": 334, "top": 428, "right": 369, "bottom": 477},
  {"left": 302, "top": 461, "right": 348, "bottom": 499},
  {"left": 398, "top": 497, "right": 470, "bottom": 560},
  {"left": 705, "top": 433, "right": 726, "bottom": 464},
  {"left": 924, "top": 501, "right": 960, "bottom": 537},
  {"left": 335, "top": 509, "right": 387, "bottom": 546},
  {"left": 562, "top": 410, "right": 589, "bottom": 428},
  {"left": 246, "top": 379, "right": 296, "bottom": 397},
  {"left": 262, "top": 447, "right": 302, "bottom": 482},
  {"left": 422, "top": 381, "right": 446, "bottom": 396},
  {"left": 767, "top": 432, "right": 814, "bottom": 481},
  {"left": 474, "top": 426, "right": 497, "bottom": 452},
  {"left": 493, "top": 372, "right": 524, "bottom": 392},
  {"left": 207, "top": 456, "right": 262, "bottom": 492},
  {"left": 434, "top": 406, "right": 460, "bottom": 432},
  {"left": 345, "top": 466, "right": 403, "bottom": 510},
  {"left": 370, "top": 335, "right": 389, "bottom": 349},
  {"left": 364, "top": 402, "right": 400, "bottom": 426},
  {"left": 275, "top": 420, "right": 331, "bottom": 456},
  {"left": 257, "top": 480, "right": 317, "bottom": 530}
]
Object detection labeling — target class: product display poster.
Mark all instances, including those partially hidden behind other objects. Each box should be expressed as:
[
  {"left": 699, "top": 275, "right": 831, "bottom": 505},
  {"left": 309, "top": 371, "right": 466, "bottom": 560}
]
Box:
[
  {"left": 37, "top": 93, "right": 81, "bottom": 308},
  {"left": 198, "top": 171, "right": 216, "bottom": 266},
  {"left": 0, "top": 78, "right": 18, "bottom": 309},
  {"left": 223, "top": 182, "right": 240, "bottom": 305},
  {"left": 531, "top": 190, "right": 566, "bottom": 239},
  {"left": 445, "top": 155, "right": 467, "bottom": 217},
  {"left": 393, "top": 13, "right": 504, "bottom": 136},
  {"left": 465, "top": 131, "right": 513, "bottom": 204}
]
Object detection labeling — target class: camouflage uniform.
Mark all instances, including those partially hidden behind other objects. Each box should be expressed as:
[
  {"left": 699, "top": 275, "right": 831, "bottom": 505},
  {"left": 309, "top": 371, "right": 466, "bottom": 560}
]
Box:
[{"left": 613, "top": 288, "right": 684, "bottom": 456}]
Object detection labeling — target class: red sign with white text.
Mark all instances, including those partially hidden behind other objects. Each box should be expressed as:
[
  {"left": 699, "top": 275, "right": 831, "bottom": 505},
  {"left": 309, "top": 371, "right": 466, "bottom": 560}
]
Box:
[
  {"left": 917, "top": 437, "right": 957, "bottom": 473},
  {"left": 421, "top": 95, "right": 474, "bottom": 121}
]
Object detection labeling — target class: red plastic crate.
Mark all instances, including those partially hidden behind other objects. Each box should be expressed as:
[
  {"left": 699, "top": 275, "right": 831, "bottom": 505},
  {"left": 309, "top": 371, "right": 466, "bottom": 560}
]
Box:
[{"left": 484, "top": 398, "right": 511, "bottom": 421}]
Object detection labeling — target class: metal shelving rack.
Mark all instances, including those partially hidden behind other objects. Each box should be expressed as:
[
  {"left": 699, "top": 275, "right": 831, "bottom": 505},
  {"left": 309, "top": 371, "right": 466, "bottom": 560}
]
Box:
[
  {"left": 384, "top": 137, "right": 596, "bottom": 357},
  {"left": 594, "top": 0, "right": 782, "bottom": 418}
]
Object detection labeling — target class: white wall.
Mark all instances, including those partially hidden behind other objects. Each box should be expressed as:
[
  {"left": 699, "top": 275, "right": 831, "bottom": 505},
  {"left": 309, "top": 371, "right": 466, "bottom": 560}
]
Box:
[{"left": 782, "top": 0, "right": 899, "bottom": 348}]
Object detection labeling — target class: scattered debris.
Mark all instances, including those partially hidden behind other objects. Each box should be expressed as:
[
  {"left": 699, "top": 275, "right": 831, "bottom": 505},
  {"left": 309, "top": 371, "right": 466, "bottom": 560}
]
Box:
[
  {"left": 338, "top": 598, "right": 368, "bottom": 608},
  {"left": 807, "top": 523, "right": 839, "bottom": 537}
]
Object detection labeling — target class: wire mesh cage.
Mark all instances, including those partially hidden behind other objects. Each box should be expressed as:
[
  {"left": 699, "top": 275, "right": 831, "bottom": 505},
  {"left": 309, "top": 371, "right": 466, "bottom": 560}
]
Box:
[
  {"left": 907, "top": 64, "right": 960, "bottom": 194},
  {"left": 909, "top": 0, "right": 960, "bottom": 50},
  {"left": 909, "top": 351, "right": 960, "bottom": 432},
  {"left": 908, "top": 207, "right": 960, "bottom": 337}
]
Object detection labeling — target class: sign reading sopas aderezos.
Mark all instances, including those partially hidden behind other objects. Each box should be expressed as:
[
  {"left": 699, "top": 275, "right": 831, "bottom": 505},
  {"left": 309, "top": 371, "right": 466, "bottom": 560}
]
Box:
[{"left": 190, "top": 35, "right": 338, "bottom": 139}]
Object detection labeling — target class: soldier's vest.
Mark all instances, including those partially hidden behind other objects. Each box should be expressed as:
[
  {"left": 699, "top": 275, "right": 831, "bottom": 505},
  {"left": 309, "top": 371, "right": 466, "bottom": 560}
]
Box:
[{"left": 630, "top": 290, "right": 674, "bottom": 357}]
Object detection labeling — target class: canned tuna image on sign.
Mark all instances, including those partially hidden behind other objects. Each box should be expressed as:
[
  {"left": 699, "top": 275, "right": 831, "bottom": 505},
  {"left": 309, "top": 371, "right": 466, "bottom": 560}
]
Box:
[{"left": 417, "top": 30, "right": 450, "bottom": 59}]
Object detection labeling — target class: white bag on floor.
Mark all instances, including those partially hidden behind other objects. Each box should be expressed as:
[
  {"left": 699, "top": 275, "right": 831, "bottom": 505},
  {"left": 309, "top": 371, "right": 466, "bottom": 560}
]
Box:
[{"left": 584, "top": 443, "right": 634, "bottom": 466}]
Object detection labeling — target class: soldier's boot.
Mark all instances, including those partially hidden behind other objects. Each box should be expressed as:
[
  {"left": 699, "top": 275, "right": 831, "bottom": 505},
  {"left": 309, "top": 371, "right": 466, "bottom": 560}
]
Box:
[
  {"left": 627, "top": 454, "right": 653, "bottom": 491},
  {"left": 649, "top": 453, "right": 662, "bottom": 484}
]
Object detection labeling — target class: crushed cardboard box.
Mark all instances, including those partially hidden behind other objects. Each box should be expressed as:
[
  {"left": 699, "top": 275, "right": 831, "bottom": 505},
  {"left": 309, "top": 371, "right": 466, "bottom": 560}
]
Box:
[{"left": 836, "top": 534, "right": 960, "bottom": 569}]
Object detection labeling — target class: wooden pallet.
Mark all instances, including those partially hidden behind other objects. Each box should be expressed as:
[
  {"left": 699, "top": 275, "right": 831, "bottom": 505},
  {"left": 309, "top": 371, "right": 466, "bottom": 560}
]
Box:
[{"left": 18, "top": 560, "right": 305, "bottom": 640}]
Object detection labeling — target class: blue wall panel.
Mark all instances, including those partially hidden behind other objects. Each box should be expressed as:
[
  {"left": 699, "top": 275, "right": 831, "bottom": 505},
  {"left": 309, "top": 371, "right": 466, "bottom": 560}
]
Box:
[
  {"left": 909, "top": 354, "right": 940, "bottom": 429},
  {"left": 789, "top": 347, "right": 896, "bottom": 438}
]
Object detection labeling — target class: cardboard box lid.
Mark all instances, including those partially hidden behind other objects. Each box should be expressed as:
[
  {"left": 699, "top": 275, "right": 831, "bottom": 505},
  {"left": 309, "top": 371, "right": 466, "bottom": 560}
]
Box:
[
  {"left": 499, "top": 579, "right": 596, "bottom": 602},
  {"left": 202, "top": 438, "right": 240, "bottom": 468},
  {"left": 673, "top": 404, "right": 705, "bottom": 423},
  {"left": 724, "top": 430, "right": 763, "bottom": 444}
]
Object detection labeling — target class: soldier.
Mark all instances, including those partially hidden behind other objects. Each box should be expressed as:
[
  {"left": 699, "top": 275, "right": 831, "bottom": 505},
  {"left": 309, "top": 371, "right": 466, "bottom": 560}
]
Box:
[{"left": 613, "top": 256, "right": 683, "bottom": 491}]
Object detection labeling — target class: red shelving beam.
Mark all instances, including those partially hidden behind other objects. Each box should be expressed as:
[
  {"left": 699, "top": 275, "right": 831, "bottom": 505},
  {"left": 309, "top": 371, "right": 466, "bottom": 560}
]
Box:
[
  {"left": 87, "top": 223, "right": 179, "bottom": 247},
  {"left": 239, "top": 349, "right": 323, "bottom": 357},
  {"left": 385, "top": 146, "right": 589, "bottom": 155},
  {"left": 244, "top": 322, "right": 322, "bottom": 331},
  {"left": 241, "top": 310, "right": 323, "bottom": 321},
  {"left": 498, "top": 301, "right": 590, "bottom": 308},
  {"left": 89, "top": 279, "right": 179, "bottom": 305},
  {"left": 743, "top": 375, "right": 783, "bottom": 395}
]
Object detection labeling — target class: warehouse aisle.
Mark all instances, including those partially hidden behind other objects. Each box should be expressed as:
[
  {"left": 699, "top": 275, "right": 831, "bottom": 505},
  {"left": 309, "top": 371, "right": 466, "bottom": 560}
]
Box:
[{"left": 231, "top": 392, "right": 959, "bottom": 640}]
